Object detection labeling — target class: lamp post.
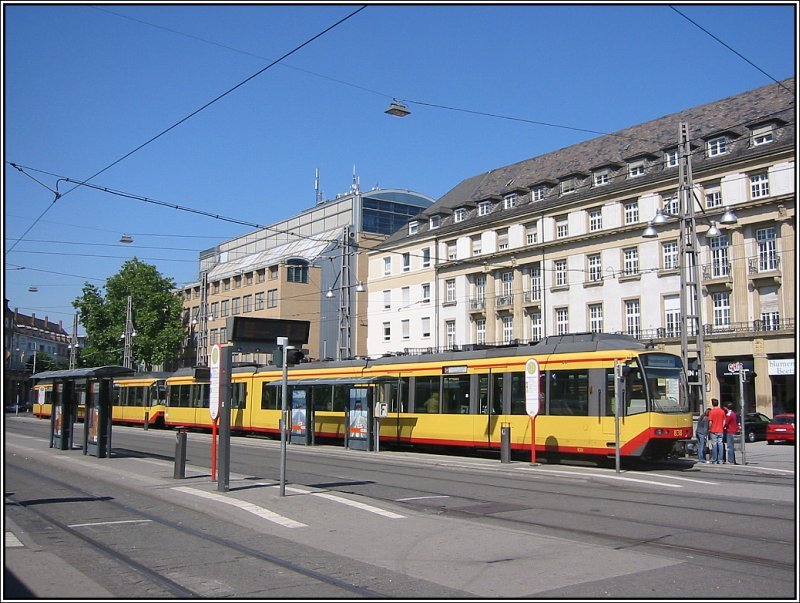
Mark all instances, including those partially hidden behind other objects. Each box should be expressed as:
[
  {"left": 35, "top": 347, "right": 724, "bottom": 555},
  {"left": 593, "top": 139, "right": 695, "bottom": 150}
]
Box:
[
  {"left": 122, "top": 295, "right": 136, "bottom": 369},
  {"left": 643, "top": 122, "right": 738, "bottom": 413}
]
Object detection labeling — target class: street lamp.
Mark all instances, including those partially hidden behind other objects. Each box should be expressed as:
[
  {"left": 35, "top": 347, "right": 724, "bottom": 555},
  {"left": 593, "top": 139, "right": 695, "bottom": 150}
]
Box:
[
  {"left": 642, "top": 122, "right": 739, "bottom": 413},
  {"left": 385, "top": 99, "right": 411, "bottom": 117}
]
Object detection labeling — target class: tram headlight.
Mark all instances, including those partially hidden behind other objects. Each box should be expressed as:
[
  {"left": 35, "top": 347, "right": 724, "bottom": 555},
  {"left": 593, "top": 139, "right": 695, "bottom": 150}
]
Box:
[{"left": 655, "top": 429, "right": 663, "bottom": 435}]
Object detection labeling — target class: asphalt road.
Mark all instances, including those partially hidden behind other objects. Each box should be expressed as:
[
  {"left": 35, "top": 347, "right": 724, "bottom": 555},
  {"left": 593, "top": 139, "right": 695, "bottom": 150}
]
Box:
[{"left": 4, "top": 414, "right": 796, "bottom": 599}]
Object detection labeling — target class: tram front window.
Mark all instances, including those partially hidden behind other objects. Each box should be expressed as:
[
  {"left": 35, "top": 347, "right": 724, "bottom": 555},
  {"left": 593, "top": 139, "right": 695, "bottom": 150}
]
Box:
[{"left": 640, "top": 353, "right": 687, "bottom": 414}]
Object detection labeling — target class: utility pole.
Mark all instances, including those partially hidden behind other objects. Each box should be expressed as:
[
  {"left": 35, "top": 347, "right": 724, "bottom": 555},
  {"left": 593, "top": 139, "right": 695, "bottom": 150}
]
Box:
[
  {"left": 677, "top": 123, "right": 707, "bottom": 413},
  {"left": 338, "top": 226, "right": 353, "bottom": 360},
  {"left": 69, "top": 313, "right": 79, "bottom": 369},
  {"left": 196, "top": 271, "right": 208, "bottom": 366},
  {"left": 123, "top": 295, "right": 134, "bottom": 369}
]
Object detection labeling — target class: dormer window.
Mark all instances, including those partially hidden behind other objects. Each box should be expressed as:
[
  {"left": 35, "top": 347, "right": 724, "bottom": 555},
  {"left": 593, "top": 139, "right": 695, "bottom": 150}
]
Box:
[
  {"left": 707, "top": 136, "right": 728, "bottom": 157},
  {"left": 478, "top": 201, "right": 492, "bottom": 216},
  {"left": 593, "top": 169, "right": 610, "bottom": 186},
  {"left": 454, "top": 208, "right": 466, "bottom": 223},
  {"left": 751, "top": 124, "right": 774, "bottom": 147},
  {"left": 561, "top": 177, "right": 578, "bottom": 195},
  {"left": 503, "top": 193, "right": 517, "bottom": 209},
  {"left": 628, "top": 160, "right": 646, "bottom": 178},
  {"left": 429, "top": 215, "right": 441, "bottom": 230},
  {"left": 664, "top": 148, "right": 679, "bottom": 168},
  {"left": 408, "top": 221, "right": 418, "bottom": 235},
  {"left": 532, "top": 186, "right": 547, "bottom": 201}
]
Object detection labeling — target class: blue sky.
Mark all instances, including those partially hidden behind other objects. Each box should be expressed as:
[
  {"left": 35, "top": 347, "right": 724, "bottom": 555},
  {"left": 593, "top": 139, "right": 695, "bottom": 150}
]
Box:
[{"left": 4, "top": 2, "right": 796, "bottom": 334}]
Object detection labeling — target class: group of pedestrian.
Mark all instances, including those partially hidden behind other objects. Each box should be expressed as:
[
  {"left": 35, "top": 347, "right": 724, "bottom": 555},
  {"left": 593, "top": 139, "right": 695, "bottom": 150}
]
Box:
[{"left": 695, "top": 398, "right": 739, "bottom": 464}]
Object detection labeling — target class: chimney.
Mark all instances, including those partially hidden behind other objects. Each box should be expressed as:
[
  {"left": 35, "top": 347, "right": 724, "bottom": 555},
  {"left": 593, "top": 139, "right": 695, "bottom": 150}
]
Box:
[{"left": 45, "top": 316, "right": 49, "bottom": 329}]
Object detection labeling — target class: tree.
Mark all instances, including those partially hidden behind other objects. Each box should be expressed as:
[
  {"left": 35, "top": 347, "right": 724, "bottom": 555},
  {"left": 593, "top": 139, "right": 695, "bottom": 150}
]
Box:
[{"left": 73, "top": 258, "right": 185, "bottom": 370}]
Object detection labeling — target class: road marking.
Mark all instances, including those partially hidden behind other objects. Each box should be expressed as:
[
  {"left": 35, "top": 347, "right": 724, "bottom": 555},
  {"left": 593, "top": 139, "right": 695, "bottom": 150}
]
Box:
[
  {"left": 68, "top": 519, "right": 153, "bottom": 528},
  {"left": 5, "top": 532, "right": 24, "bottom": 547},
  {"left": 283, "top": 486, "right": 406, "bottom": 519},
  {"left": 395, "top": 495, "right": 451, "bottom": 502},
  {"left": 172, "top": 487, "right": 307, "bottom": 528},
  {"left": 521, "top": 467, "right": 682, "bottom": 488}
]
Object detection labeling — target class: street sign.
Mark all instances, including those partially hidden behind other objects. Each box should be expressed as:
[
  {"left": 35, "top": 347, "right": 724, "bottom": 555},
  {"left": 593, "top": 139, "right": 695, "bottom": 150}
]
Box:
[
  {"left": 525, "top": 358, "right": 540, "bottom": 417},
  {"left": 209, "top": 343, "right": 221, "bottom": 420}
]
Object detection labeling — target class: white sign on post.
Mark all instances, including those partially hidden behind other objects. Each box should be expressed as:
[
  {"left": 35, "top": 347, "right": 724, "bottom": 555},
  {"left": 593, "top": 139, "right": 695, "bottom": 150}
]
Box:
[
  {"left": 209, "top": 343, "right": 221, "bottom": 420},
  {"left": 525, "top": 358, "right": 540, "bottom": 417}
]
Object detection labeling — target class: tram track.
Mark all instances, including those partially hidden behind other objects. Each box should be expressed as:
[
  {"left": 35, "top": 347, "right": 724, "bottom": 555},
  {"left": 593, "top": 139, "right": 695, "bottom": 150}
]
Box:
[{"left": 5, "top": 461, "right": 387, "bottom": 599}]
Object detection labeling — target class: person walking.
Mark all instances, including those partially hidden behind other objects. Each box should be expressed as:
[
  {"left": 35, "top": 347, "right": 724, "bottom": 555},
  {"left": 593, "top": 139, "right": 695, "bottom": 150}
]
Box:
[
  {"left": 708, "top": 398, "right": 726, "bottom": 464},
  {"left": 724, "top": 402, "right": 739, "bottom": 464},
  {"left": 695, "top": 408, "right": 710, "bottom": 463}
]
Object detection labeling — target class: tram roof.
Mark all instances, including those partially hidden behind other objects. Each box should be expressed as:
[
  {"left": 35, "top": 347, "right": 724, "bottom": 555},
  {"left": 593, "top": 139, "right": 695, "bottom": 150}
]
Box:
[{"left": 32, "top": 365, "right": 135, "bottom": 382}]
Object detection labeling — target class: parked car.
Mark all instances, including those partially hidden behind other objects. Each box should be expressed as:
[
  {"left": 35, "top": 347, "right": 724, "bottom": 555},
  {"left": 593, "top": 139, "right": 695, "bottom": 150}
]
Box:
[
  {"left": 739, "top": 412, "right": 771, "bottom": 442},
  {"left": 766, "top": 414, "right": 795, "bottom": 445}
]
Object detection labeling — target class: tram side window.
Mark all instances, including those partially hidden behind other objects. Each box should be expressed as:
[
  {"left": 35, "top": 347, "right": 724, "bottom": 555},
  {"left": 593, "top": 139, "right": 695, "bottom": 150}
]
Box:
[
  {"left": 132, "top": 386, "right": 146, "bottom": 407},
  {"left": 169, "top": 385, "right": 192, "bottom": 407},
  {"left": 231, "top": 383, "right": 247, "bottom": 409},
  {"left": 261, "top": 385, "right": 279, "bottom": 410},
  {"left": 442, "top": 375, "right": 470, "bottom": 414},
  {"left": 313, "top": 385, "right": 332, "bottom": 411},
  {"left": 624, "top": 366, "right": 647, "bottom": 415},
  {"left": 548, "top": 370, "right": 589, "bottom": 416},
  {"left": 510, "top": 372, "right": 527, "bottom": 415},
  {"left": 386, "top": 378, "right": 409, "bottom": 412},
  {"left": 192, "top": 384, "right": 209, "bottom": 408},
  {"left": 332, "top": 385, "right": 349, "bottom": 412},
  {"left": 416, "top": 376, "right": 440, "bottom": 413}
]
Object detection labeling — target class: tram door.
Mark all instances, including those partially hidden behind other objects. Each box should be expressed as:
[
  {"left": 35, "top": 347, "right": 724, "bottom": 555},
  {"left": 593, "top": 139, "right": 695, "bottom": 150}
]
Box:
[
  {"left": 346, "top": 386, "right": 372, "bottom": 450},
  {"left": 289, "top": 387, "right": 312, "bottom": 445}
]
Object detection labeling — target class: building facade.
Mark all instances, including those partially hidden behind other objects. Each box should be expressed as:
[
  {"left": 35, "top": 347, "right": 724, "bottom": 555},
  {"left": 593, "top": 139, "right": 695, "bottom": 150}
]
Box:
[
  {"left": 367, "top": 78, "right": 796, "bottom": 417},
  {"left": 179, "top": 184, "right": 433, "bottom": 367}
]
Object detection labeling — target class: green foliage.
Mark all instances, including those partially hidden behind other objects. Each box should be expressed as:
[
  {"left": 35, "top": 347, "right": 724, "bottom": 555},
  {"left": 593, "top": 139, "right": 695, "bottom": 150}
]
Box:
[{"left": 72, "top": 258, "right": 184, "bottom": 370}]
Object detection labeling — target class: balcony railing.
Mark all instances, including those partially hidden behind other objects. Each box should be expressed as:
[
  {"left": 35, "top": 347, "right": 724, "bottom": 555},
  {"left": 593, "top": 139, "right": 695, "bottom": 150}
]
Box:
[
  {"left": 469, "top": 298, "right": 485, "bottom": 312},
  {"left": 523, "top": 289, "right": 542, "bottom": 304},
  {"left": 495, "top": 295, "right": 513, "bottom": 309},
  {"left": 702, "top": 262, "right": 732, "bottom": 280},
  {"left": 748, "top": 255, "right": 781, "bottom": 275}
]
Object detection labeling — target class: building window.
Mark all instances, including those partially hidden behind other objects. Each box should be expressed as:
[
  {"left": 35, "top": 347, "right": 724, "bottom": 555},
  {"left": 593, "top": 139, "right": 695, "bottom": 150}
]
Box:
[
  {"left": 383, "top": 256, "right": 391, "bottom": 276},
  {"left": 528, "top": 265, "right": 541, "bottom": 300},
  {"left": 529, "top": 309, "right": 542, "bottom": 341},
  {"left": 555, "top": 259, "right": 568, "bottom": 286},
  {"left": 705, "top": 186, "right": 722, "bottom": 208},
  {"left": 475, "top": 275, "right": 486, "bottom": 302},
  {"left": 447, "top": 242, "right": 457, "bottom": 261},
  {"left": 556, "top": 307, "right": 569, "bottom": 335},
  {"left": 242, "top": 295, "right": 252, "bottom": 313},
  {"left": 503, "top": 194, "right": 517, "bottom": 209},
  {"left": 267, "top": 289, "right": 278, "bottom": 308},
  {"left": 478, "top": 201, "right": 492, "bottom": 216},
  {"left": 532, "top": 186, "right": 546, "bottom": 201},
  {"left": 625, "top": 299, "right": 640, "bottom": 337},
  {"left": 231, "top": 297, "right": 240, "bottom": 316},
  {"left": 751, "top": 124, "right": 774, "bottom": 146},
  {"left": 402, "top": 252, "right": 411, "bottom": 272},
  {"left": 662, "top": 240, "right": 678, "bottom": 270},
  {"left": 383, "top": 290, "right": 391, "bottom": 310},
  {"left": 561, "top": 178, "right": 577, "bottom": 194},
  {"left": 712, "top": 292, "right": 731, "bottom": 327},
  {"left": 408, "top": 221, "right": 418, "bottom": 235},
  {"left": 623, "top": 247, "right": 639, "bottom": 276},
  {"left": 223, "top": 279, "right": 231, "bottom": 292},
  {"left": 707, "top": 136, "right": 728, "bottom": 157},
  {"left": 711, "top": 236, "right": 730, "bottom": 277},
  {"left": 472, "top": 236, "right": 482, "bottom": 256},
  {"left": 210, "top": 301, "right": 219, "bottom": 317},
  {"left": 628, "top": 161, "right": 646, "bottom": 178},
  {"left": 421, "top": 317, "right": 431, "bottom": 338},
  {"left": 556, "top": 216, "right": 568, "bottom": 238},
  {"left": 587, "top": 254, "right": 602, "bottom": 282},
  {"left": 526, "top": 224, "right": 538, "bottom": 245},
  {"left": 233, "top": 275, "right": 241, "bottom": 289},
  {"left": 401, "top": 319, "right": 410, "bottom": 340},
  {"left": 257, "top": 269, "right": 266, "bottom": 283},
  {"left": 220, "top": 326, "right": 227, "bottom": 343},
  {"left": 593, "top": 170, "right": 610, "bottom": 186},
  {"left": 663, "top": 194, "right": 679, "bottom": 215},
  {"left": 588, "top": 208, "right": 602, "bottom": 232},
  {"left": 665, "top": 148, "right": 679, "bottom": 168},
  {"left": 664, "top": 295, "right": 681, "bottom": 337},
  {"left": 502, "top": 316, "right": 513, "bottom": 344},
  {"left": 446, "top": 279, "right": 456, "bottom": 303},
  {"left": 221, "top": 299, "right": 229, "bottom": 317},
  {"left": 454, "top": 208, "right": 466, "bottom": 223},
  {"left": 446, "top": 320, "right": 456, "bottom": 348},
  {"left": 245, "top": 273, "right": 253, "bottom": 286},
  {"left": 756, "top": 227, "right": 778, "bottom": 271},
  {"left": 422, "top": 247, "right": 431, "bottom": 267},
  {"left": 589, "top": 303, "right": 603, "bottom": 333},
  {"left": 429, "top": 215, "right": 440, "bottom": 230},
  {"left": 501, "top": 271, "right": 513, "bottom": 297},
  {"left": 624, "top": 200, "right": 639, "bottom": 224},
  {"left": 287, "top": 260, "right": 308, "bottom": 283},
  {"left": 750, "top": 173, "right": 770, "bottom": 199},
  {"left": 475, "top": 318, "right": 486, "bottom": 345},
  {"left": 401, "top": 286, "right": 410, "bottom": 308},
  {"left": 383, "top": 322, "right": 391, "bottom": 341},
  {"left": 497, "top": 230, "right": 509, "bottom": 250},
  {"left": 421, "top": 283, "right": 431, "bottom": 303},
  {"left": 269, "top": 265, "right": 279, "bottom": 280}
]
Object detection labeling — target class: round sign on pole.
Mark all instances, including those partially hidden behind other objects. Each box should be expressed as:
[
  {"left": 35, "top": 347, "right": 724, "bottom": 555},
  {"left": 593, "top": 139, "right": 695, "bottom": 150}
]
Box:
[
  {"left": 525, "top": 358, "right": 540, "bottom": 417},
  {"left": 209, "top": 343, "right": 221, "bottom": 420}
]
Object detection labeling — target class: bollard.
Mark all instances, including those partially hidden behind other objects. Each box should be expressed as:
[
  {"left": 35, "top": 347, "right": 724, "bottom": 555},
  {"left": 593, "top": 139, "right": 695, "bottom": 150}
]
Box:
[
  {"left": 174, "top": 428, "right": 187, "bottom": 479},
  {"left": 500, "top": 423, "right": 511, "bottom": 463},
  {"left": 143, "top": 411, "right": 149, "bottom": 431}
]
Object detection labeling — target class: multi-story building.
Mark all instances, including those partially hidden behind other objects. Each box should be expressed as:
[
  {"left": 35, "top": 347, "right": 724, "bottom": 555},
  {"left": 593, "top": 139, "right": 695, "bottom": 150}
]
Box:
[
  {"left": 367, "top": 78, "right": 795, "bottom": 417},
  {"left": 179, "top": 183, "right": 433, "bottom": 366}
]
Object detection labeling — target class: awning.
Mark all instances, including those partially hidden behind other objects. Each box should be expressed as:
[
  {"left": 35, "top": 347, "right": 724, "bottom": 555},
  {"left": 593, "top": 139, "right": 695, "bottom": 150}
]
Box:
[{"left": 32, "top": 365, "right": 135, "bottom": 382}]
